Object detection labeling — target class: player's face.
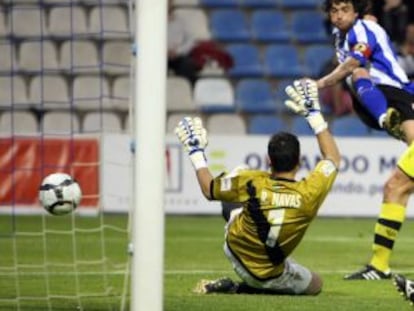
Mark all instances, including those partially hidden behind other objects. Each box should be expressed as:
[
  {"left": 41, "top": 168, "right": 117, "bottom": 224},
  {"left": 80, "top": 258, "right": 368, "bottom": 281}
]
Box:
[{"left": 328, "top": 2, "right": 358, "bottom": 32}]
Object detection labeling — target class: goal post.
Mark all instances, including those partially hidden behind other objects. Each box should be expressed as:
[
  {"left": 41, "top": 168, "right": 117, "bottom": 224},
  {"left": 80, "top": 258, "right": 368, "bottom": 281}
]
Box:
[{"left": 131, "top": 1, "right": 167, "bottom": 311}]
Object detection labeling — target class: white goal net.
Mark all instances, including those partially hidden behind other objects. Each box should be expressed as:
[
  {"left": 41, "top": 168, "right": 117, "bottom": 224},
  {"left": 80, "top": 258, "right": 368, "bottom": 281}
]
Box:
[{"left": 0, "top": 1, "right": 134, "bottom": 310}]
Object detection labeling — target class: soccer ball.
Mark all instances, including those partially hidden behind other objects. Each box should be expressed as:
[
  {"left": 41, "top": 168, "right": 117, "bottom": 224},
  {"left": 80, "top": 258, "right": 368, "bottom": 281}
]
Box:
[{"left": 39, "top": 173, "right": 82, "bottom": 216}]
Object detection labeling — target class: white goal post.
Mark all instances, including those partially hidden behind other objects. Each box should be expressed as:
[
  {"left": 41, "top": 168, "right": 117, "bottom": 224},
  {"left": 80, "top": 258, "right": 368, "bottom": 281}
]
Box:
[{"left": 131, "top": 1, "right": 167, "bottom": 311}]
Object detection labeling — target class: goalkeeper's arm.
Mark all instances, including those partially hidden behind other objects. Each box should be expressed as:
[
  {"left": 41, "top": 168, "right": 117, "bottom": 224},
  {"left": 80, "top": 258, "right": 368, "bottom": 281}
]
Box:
[
  {"left": 285, "top": 80, "right": 341, "bottom": 168},
  {"left": 195, "top": 168, "right": 214, "bottom": 200},
  {"left": 175, "top": 117, "right": 214, "bottom": 200}
]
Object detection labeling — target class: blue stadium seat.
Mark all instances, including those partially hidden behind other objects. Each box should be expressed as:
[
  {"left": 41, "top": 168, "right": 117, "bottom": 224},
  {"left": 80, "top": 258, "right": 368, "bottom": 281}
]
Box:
[
  {"left": 199, "top": 0, "right": 240, "bottom": 7},
  {"left": 279, "top": 0, "right": 322, "bottom": 9},
  {"left": 242, "top": 0, "right": 279, "bottom": 8},
  {"left": 274, "top": 78, "right": 294, "bottom": 112},
  {"left": 290, "top": 116, "right": 314, "bottom": 136},
  {"left": 331, "top": 115, "right": 370, "bottom": 136},
  {"left": 251, "top": 10, "right": 290, "bottom": 43},
  {"left": 248, "top": 115, "right": 288, "bottom": 134},
  {"left": 210, "top": 10, "right": 250, "bottom": 42},
  {"left": 369, "top": 128, "right": 388, "bottom": 138},
  {"left": 264, "top": 44, "right": 304, "bottom": 77},
  {"left": 236, "top": 79, "right": 277, "bottom": 113},
  {"left": 226, "top": 44, "right": 263, "bottom": 77},
  {"left": 304, "top": 44, "right": 335, "bottom": 77},
  {"left": 291, "top": 11, "right": 329, "bottom": 43}
]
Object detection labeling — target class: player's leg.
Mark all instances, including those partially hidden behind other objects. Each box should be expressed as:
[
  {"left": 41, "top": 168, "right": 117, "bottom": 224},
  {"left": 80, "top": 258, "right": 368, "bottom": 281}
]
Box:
[
  {"left": 345, "top": 136, "right": 414, "bottom": 280},
  {"left": 352, "top": 68, "right": 389, "bottom": 128}
]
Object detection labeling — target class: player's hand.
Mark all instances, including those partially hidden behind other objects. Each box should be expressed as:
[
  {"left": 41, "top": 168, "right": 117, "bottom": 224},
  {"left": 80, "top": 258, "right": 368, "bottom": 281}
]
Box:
[
  {"left": 284, "top": 79, "right": 327, "bottom": 134},
  {"left": 285, "top": 79, "right": 321, "bottom": 116},
  {"left": 175, "top": 117, "right": 208, "bottom": 170}
]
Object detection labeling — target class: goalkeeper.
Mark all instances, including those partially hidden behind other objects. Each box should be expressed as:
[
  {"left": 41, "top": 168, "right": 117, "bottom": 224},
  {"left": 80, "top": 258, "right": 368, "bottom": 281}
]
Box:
[{"left": 175, "top": 80, "right": 340, "bottom": 295}]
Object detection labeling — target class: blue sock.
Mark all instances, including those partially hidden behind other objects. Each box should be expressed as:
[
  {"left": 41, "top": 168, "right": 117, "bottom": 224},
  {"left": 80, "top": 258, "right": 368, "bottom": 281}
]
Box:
[{"left": 354, "top": 78, "right": 388, "bottom": 126}]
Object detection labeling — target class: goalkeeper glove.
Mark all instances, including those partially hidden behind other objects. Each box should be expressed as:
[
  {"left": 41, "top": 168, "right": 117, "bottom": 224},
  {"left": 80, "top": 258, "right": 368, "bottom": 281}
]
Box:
[
  {"left": 175, "top": 117, "right": 208, "bottom": 170},
  {"left": 285, "top": 79, "right": 328, "bottom": 135}
]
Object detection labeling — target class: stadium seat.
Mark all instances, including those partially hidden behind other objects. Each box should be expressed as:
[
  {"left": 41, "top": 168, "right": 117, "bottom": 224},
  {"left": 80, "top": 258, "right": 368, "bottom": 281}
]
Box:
[
  {"left": 0, "top": 111, "right": 39, "bottom": 135},
  {"left": 207, "top": 113, "right": 246, "bottom": 134},
  {"left": 167, "top": 76, "right": 195, "bottom": 112},
  {"left": 199, "top": 0, "right": 239, "bottom": 8},
  {"left": 29, "top": 75, "right": 70, "bottom": 109},
  {"left": 291, "top": 11, "right": 329, "bottom": 43},
  {"left": 209, "top": 10, "right": 250, "bottom": 42},
  {"left": 248, "top": 115, "right": 288, "bottom": 134},
  {"left": 251, "top": 10, "right": 290, "bottom": 43},
  {"left": 112, "top": 75, "right": 130, "bottom": 111},
  {"left": 82, "top": 111, "right": 123, "bottom": 133},
  {"left": 8, "top": 6, "right": 47, "bottom": 38},
  {"left": 369, "top": 128, "right": 388, "bottom": 138},
  {"left": 194, "top": 78, "right": 235, "bottom": 112},
  {"left": 274, "top": 78, "right": 295, "bottom": 113},
  {"left": 0, "top": 43, "right": 18, "bottom": 73},
  {"left": 290, "top": 116, "right": 314, "bottom": 136},
  {"left": 0, "top": 10, "right": 9, "bottom": 38},
  {"left": 41, "top": 0, "right": 82, "bottom": 3},
  {"left": 48, "top": 6, "right": 88, "bottom": 38},
  {"left": 242, "top": 0, "right": 279, "bottom": 8},
  {"left": 0, "top": 76, "right": 28, "bottom": 107},
  {"left": 60, "top": 40, "right": 99, "bottom": 73},
  {"left": 102, "top": 40, "right": 131, "bottom": 74},
  {"left": 331, "top": 115, "right": 370, "bottom": 136},
  {"left": 226, "top": 44, "right": 263, "bottom": 77},
  {"left": 173, "top": 0, "right": 199, "bottom": 5},
  {"left": 264, "top": 44, "right": 304, "bottom": 77},
  {"left": 89, "top": 5, "right": 130, "bottom": 39},
  {"left": 72, "top": 75, "right": 111, "bottom": 111},
  {"left": 235, "top": 79, "right": 277, "bottom": 113},
  {"left": 279, "top": 0, "right": 321, "bottom": 9},
  {"left": 41, "top": 111, "right": 80, "bottom": 134},
  {"left": 19, "top": 40, "right": 59, "bottom": 72},
  {"left": 174, "top": 8, "right": 211, "bottom": 40},
  {"left": 304, "top": 44, "right": 335, "bottom": 77}
]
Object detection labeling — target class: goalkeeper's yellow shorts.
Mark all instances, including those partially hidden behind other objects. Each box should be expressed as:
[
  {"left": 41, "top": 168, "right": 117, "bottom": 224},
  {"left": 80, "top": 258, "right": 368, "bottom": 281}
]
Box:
[{"left": 397, "top": 142, "right": 414, "bottom": 178}]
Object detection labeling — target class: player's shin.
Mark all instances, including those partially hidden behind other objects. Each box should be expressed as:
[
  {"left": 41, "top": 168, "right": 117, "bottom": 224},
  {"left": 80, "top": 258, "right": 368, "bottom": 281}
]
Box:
[{"left": 370, "top": 203, "right": 405, "bottom": 273}]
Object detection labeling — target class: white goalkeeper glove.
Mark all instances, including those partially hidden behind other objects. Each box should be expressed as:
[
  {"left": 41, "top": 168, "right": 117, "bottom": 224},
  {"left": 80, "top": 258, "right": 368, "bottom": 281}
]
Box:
[
  {"left": 285, "top": 79, "right": 328, "bottom": 134},
  {"left": 175, "top": 116, "right": 208, "bottom": 170}
]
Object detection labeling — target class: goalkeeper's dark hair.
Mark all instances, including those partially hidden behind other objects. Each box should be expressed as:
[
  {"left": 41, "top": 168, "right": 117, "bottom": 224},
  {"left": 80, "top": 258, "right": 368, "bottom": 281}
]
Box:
[
  {"left": 323, "top": 0, "right": 372, "bottom": 18},
  {"left": 267, "top": 132, "right": 300, "bottom": 173}
]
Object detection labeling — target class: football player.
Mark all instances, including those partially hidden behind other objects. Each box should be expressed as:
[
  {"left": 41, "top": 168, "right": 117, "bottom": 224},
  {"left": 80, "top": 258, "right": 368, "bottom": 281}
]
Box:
[
  {"left": 305, "top": 0, "right": 414, "bottom": 280},
  {"left": 175, "top": 80, "right": 341, "bottom": 295}
]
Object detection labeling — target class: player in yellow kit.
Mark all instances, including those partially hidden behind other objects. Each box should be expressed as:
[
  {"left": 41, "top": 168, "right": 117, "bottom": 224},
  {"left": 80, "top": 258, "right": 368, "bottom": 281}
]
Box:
[{"left": 175, "top": 80, "right": 341, "bottom": 295}]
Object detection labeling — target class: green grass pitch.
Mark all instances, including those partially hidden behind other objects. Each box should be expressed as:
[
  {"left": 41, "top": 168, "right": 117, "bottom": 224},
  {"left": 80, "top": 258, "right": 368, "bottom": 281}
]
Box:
[{"left": 1, "top": 215, "right": 414, "bottom": 310}]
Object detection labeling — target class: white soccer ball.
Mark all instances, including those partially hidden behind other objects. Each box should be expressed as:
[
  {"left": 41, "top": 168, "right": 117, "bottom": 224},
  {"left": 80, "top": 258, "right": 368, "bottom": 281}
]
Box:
[{"left": 39, "top": 173, "right": 82, "bottom": 216}]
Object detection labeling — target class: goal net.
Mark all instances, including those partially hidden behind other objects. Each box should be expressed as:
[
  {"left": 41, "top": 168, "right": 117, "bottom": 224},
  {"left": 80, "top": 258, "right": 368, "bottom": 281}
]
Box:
[{"left": 0, "top": 1, "right": 133, "bottom": 310}]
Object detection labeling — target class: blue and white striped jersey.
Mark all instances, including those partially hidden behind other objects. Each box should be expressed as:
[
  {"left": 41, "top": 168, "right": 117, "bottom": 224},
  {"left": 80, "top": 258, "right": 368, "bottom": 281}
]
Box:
[{"left": 334, "top": 19, "right": 411, "bottom": 90}]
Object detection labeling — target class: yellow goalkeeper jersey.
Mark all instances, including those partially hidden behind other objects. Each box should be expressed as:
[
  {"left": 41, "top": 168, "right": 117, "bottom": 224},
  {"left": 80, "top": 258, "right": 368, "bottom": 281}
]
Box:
[{"left": 211, "top": 160, "right": 338, "bottom": 280}]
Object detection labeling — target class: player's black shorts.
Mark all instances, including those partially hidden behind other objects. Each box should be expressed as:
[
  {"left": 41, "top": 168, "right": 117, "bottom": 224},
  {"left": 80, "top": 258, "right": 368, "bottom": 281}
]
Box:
[{"left": 351, "top": 84, "right": 414, "bottom": 130}]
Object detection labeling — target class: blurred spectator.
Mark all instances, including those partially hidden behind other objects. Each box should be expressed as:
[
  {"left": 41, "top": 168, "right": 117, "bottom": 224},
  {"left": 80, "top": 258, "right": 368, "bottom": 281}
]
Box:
[
  {"left": 379, "top": 0, "right": 408, "bottom": 45},
  {"left": 398, "top": 23, "right": 414, "bottom": 80},
  {"left": 167, "top": 0, "right": 233, "bottom": 85},
  {"left": 167, "top": 0, "right": 199, "bottom": 85}
]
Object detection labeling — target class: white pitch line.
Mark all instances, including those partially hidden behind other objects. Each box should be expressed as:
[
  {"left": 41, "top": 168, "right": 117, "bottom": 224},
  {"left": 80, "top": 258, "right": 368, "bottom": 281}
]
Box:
[
  {"left": 2, "top": 269, "right": 414, "bottom": 277},
  {"left": 168, "top": 236, "right": 414, "bottom": 243}
]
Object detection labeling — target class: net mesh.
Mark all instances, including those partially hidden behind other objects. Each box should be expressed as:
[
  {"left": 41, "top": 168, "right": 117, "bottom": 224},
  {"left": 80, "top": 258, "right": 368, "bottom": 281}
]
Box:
[{"left": 0, "top": 1, "right": 133, "bottom": 310}]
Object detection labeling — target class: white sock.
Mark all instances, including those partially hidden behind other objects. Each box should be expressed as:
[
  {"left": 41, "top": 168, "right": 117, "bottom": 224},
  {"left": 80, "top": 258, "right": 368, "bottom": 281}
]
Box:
[{"left": 378, "top": 113, "right": 386, "bottom": 128}]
